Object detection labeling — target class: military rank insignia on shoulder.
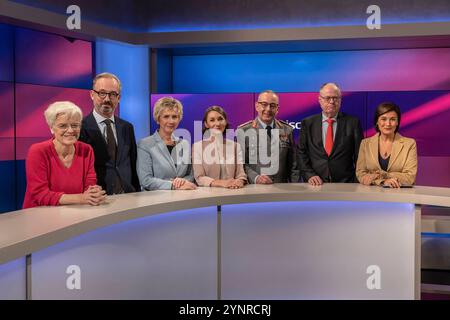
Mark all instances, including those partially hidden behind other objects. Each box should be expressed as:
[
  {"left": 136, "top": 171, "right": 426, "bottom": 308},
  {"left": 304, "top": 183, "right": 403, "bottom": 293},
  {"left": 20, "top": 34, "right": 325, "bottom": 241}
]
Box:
[
  {"left": 276, "top": 119, "right": 290, "bottom": 127},
  {"left": 237, "top": 120, "right": 256, "bottom": 129}
]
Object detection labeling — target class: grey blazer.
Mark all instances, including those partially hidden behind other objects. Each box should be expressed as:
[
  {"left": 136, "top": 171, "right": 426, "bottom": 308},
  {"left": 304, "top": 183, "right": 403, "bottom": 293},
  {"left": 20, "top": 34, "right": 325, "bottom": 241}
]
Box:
[{"left": 137, "top": 131, "right": 194, "bottom": 190}]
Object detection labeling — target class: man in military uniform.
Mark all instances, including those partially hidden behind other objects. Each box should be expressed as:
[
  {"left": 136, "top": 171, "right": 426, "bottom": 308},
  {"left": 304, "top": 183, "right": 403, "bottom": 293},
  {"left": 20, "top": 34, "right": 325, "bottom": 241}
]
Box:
[{"left": 237, "top": 90, "right": 298, "bottom": 184}]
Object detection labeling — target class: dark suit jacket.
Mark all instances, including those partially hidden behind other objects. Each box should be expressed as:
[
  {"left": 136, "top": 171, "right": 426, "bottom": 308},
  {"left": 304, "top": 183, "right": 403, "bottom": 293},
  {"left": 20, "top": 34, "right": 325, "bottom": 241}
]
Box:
[
  {"left": 297, "top": 112, "right": 363, "bottom": 183},
  {"left": 79, "top": 112, "right": 140, "bottom": 194}
]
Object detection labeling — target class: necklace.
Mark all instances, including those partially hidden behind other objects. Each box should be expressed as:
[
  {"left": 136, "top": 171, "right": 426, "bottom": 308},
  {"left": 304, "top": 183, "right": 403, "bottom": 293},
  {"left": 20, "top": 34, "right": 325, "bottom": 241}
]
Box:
[{"left": 378, "top": 135, "right": 392, "bottom": 159}]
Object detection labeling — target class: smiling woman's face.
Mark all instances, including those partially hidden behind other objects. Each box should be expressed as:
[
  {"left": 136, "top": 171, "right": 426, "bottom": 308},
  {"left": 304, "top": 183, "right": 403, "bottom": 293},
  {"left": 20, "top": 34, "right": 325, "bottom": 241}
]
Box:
[
  {"left": 377, "top": 110, "right": 399, "bottom": 136},
  {"left": 204, "top": 110, "right": 227, "bottom": 134},
  {"left": 158, "top": 108, "right": 181, "bottom": 136},
  {"left": 51, "top": 113, "right": 81, "bottom": 147}
]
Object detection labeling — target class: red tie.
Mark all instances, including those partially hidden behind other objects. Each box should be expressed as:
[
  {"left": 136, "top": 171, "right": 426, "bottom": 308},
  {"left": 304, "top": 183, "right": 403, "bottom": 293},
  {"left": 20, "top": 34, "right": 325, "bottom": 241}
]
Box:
[{"left": 325, "top": 118, "right": 335, "bottom": 156}]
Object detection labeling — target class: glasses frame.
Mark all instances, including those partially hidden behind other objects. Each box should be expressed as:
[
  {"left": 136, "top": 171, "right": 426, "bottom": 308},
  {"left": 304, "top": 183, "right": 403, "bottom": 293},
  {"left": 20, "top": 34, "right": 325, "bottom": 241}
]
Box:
[
  {"left": 257, "top": 101, "right": 279, "bottom": 110},
  {"left": 93, "top": 89, "right": 120, "bottom": 100},
  {"left": 54, "top": 123, "right": 82, "bottom": 131},
  {"left": 319, "top": 95, "right": 342, "bottom": 102}
]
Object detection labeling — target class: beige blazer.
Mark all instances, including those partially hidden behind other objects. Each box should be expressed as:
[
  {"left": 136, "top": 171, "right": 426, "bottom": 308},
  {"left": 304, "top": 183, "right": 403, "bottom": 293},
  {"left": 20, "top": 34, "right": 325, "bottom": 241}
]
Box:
[
  {"left": 192, "top": 137, "right": 247, "bottom": 187},
  {"left": 356, "top": 133, "right": 418, "bottom": 185}
]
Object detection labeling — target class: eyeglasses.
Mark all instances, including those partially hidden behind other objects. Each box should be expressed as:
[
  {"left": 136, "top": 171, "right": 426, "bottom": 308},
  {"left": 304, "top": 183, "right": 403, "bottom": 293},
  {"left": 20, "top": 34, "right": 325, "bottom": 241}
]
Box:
[
  {"left": 257, "top": 101, "right": 279, "bottom": 110},
  {"left": 93, "top": 90, "right": 119, "bottom": 100},
  {"left": 320, "top": 95, "right": 341, "bottom": 102},
  {"left": 54, "top": 123, "right": 81, "bottom": 131}
]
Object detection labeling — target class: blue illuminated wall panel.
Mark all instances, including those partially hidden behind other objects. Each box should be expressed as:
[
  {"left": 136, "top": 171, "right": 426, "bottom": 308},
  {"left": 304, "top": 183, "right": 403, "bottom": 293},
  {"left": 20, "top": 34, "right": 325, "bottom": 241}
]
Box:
[
  {"left": 0, "top": 24, "right": 14, "bottom": 82},
  {"left": 95, "top": 40, "right": 150, "bottom": 140},
  {"left": 173, "top": 48, "right": 450, "bottom": 93},
  {"left": 15, "top": 160, "right": 26, "bottom": 211},
  {"left": 0, "top": 161, "right": 16, "bottom": 213},
  {"left": 15, "top": 28, "right": 92, "bottom": 89}
]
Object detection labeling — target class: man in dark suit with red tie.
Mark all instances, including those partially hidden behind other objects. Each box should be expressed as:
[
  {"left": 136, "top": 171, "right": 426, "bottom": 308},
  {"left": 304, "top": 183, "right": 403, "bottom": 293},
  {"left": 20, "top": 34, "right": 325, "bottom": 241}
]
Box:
[
  {"left": 79, "top": 72, "right": 140, "bottom": 194},
  {"left": 297, "top": 83, "right": 363, "bottom": 185}
]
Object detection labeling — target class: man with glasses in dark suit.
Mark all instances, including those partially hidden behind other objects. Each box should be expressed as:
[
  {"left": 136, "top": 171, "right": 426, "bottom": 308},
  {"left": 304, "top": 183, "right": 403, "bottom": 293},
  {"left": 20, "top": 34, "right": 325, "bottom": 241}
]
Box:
[
  {"left": 79, "top": 72, "right": 140, "bottom": 194},
  {"left": 297, "top": 82, "right": 363, "bottom": 185}
]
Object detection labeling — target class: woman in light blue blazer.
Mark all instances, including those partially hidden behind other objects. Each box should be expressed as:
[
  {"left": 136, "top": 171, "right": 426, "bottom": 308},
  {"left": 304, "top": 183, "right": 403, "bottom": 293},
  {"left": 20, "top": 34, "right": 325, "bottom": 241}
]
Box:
[{"left": 137, "top": 97, "right": 196, "bottom": 191}]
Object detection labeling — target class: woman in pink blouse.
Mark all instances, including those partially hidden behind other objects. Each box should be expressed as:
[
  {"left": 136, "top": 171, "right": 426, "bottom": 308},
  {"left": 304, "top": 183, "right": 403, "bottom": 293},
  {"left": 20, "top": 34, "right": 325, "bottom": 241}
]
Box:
[
  {"left": 192, "top": 106, "right": 247, "bottom": 189},
  {"left": 23, "top": 101, "right": 106, "bottom": 208}
]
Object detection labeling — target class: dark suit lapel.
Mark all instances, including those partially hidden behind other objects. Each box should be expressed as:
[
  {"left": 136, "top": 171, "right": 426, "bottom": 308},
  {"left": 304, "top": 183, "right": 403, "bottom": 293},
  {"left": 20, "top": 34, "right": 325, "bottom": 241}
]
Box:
[
  {"left": 86, "top": 113, "right": 108, "bottom": 149},
  {"left": 330, "top": 112, "right": 344, "bottom": 156},
  {"left": 115, "top": 117, "right": 125, "bottom": 161},
  {"left": 312, "top": 115, "right": 326, "bottom": 156},
  {"left": 86, "top": 113, "right": 100, "bottom": 132}
]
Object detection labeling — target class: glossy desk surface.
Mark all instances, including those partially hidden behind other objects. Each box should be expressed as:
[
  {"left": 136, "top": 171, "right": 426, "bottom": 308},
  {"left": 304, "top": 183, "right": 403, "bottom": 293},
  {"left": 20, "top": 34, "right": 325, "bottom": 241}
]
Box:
[{"left": 1, "top": 183, "right": 450, "bottom": 265}]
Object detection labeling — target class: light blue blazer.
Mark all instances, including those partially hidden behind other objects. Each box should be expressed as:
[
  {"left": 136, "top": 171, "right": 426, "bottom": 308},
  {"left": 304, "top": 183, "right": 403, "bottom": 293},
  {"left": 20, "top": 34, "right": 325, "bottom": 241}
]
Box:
[{"left": 137, "top": 130, "right": 194, "bottom": 190}]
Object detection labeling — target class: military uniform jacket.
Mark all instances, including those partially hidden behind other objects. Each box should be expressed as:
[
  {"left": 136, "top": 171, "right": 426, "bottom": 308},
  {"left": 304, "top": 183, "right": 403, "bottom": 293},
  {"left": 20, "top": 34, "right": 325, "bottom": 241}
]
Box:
[{"left": 237, "top": 118, "right": 298, "bottom": 183}]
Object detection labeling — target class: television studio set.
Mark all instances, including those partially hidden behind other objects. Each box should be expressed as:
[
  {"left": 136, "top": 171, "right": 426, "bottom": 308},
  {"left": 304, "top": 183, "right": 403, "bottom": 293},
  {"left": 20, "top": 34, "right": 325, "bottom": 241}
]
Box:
[{"left": 0, "top": 0, "right": 450, "bottom": 305}]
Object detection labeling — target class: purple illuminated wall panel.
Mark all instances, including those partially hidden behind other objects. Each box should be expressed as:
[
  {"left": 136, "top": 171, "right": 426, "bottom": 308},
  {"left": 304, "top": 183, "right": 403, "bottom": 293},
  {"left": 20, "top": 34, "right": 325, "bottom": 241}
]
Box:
[
  {"left": 277, "top": 92, "right": 367, "bottom": 141},
  {"left": 150, "top": 92, "right": 449, "bottom": 187},
  {"left": 150, "top": 94, "right": 254, "bottom": 141},
  {"left": 367, "top": 91, "right": 450, "bottom": 156},
  {"left": 416, "top": 157, "right": 450, "bottom": 187},
  {"left": 15, "top": 84, "right": 92, "bottom": 160},
  {"left": 15, "top": 28, "right": 92, "bottom": 89},
  {"left": 0, "top": 82, "right": 15, "bottom": 213},
  {"left": 0, "top": 24, "right": 14, "bottom": 82},
  {"left": 0, "top": 82, "right": 14, "bottom": 161},
  {"left": 150, "top": 92, "right": 367, "bottom": 143}
]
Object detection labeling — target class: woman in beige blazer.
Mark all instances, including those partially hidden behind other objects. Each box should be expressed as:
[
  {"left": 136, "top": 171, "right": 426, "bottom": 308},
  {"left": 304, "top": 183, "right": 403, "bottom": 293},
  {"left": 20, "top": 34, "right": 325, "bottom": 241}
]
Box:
[
  {"left": 193, "top": 106, "right": 247, "bottom": 188},
  {"left": 356, "top": 102, "right": 417, "bottom": 188}
]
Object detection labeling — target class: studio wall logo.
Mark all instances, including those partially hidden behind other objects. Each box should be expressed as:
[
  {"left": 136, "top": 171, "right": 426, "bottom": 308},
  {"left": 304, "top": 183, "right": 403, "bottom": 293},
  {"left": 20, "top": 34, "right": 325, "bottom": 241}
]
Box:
[
  {"left": 366, "top": 5, "right": 381, "bottom": 30},
  {"left": 66, "top": 264, "right": 81, "bottom": 290},
  {"left": 285, "top": 120, "right": 301, "bottom": 130},
  {"left": 366, "top": 265, "right": 381, "bottom": 290},
  {"left": 66, "top": 5, "right": 81, "bottom": 30}
]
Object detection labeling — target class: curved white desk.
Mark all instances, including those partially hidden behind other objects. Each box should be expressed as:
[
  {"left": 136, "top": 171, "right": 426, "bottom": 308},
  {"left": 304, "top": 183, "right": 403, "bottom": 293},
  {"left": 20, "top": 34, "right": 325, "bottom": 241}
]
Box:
[{"left": 1, "top": 184, "right": 450, "bottom": 300}]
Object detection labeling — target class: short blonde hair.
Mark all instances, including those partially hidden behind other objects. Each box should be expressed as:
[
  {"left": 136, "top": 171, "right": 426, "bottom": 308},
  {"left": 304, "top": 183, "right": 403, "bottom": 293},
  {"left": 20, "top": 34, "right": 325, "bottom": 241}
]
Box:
[
  {"left": 93, "top": 72, "right": 122, "bottom": 93},
  {"left": 153, "top": 96, "right": 183, "bottom": 122},
  {"left": 44, "top": 101, "right": 83, "bottom": 128}
]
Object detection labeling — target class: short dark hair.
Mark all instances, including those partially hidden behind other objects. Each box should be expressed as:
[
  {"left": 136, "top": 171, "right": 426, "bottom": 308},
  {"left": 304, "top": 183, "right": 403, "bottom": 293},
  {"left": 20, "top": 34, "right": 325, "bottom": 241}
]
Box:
[
  {"left": 202, "top": 106, "right": 230, "bottom": 134},
  {"left": 374, "top": 102, "right": 402, "bottom": 133}
]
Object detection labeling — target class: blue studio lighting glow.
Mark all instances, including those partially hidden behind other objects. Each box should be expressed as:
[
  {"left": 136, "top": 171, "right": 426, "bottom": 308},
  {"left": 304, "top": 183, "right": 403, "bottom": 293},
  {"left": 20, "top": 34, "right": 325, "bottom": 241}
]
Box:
[{"left": 95, "top": 40, "right": 150, "bottom": 140}]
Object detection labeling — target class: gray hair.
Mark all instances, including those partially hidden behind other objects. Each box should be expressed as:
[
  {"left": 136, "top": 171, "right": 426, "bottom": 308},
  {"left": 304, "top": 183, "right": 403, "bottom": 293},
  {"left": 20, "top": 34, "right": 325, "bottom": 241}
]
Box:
[
  {"left": 319, "top": 82, "right": 341, "bottom": 94},
  {"left": 44, "top": 101, "right": 83, "bottom": 128},
  {"left": 153, "top": 96, "right": 183, "bottom": 122},
  {"left": 93, "top": 72, "right": 122, "bottom": 93},
  {"left": 257, "top": 89, "right": 279, "bottom": 100}
]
